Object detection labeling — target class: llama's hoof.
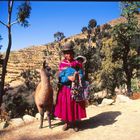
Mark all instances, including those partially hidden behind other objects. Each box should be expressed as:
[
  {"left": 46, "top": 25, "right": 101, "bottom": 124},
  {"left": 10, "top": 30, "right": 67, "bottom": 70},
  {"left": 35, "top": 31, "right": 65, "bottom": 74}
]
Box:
[{"left": 39, "top": 126, "right": 43, "bottom": 129}]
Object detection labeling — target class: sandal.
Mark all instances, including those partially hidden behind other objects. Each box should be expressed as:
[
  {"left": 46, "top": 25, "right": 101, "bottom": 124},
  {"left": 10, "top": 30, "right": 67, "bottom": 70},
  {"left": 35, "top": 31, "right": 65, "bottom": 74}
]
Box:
[
  {"left": 73, "top": 126, "right": 79, "bottom": 132},
  {"left": 72, "top": 121, "right": 80, "bottom": 132},
  {"left": 62, "top": 123, "right": 69, "bottom": 131}
]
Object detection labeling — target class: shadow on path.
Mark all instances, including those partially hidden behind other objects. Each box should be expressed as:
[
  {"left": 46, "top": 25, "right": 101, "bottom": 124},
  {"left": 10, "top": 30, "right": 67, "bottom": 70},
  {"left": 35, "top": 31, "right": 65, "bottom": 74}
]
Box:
[{"left": 80, "top": 111, "right": 121, "bottom": 130}]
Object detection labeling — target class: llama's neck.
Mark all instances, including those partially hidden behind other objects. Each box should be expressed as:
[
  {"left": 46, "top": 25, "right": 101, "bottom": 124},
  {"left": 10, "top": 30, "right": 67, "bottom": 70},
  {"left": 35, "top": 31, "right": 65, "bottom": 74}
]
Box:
[{"left": 40, "top": 72, "right": 50, "bottom": 88}]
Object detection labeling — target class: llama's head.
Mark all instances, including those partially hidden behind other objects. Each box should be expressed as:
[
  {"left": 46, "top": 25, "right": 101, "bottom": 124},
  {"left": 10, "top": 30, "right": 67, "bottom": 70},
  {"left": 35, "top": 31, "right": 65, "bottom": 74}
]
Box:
[
  {"left": 42, "top": 60, "right": 52, "bottom": 76},
  {"left": 36, "top": 60, "right": 52, "bottom": 77}
]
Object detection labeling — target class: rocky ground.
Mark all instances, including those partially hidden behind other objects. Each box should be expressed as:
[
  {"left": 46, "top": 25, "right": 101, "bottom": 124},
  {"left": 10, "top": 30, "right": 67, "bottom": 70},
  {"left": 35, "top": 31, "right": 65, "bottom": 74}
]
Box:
[{"left": 0, "top": 97, "right": 140, "bottom": 140}]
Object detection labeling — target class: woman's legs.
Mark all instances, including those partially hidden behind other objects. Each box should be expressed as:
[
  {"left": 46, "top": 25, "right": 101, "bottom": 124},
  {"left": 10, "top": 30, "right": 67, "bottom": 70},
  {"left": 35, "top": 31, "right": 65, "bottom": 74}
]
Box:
[
  {"left": 62, "top": 121, "right": 79, "bottom": 132},
  {"left": 72, "top": 120, "right": 80, "bottom": 132},
  {"left": 62, "top": 121, "right": 70, "bottom": 131}
]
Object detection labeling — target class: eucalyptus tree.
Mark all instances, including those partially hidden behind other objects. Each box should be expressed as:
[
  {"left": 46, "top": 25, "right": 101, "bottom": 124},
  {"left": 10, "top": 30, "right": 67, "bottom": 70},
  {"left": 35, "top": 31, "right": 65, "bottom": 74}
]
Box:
[
  {"left": 88, "top": 19, "right": 97, "bottom": 30},
  {"left": 81, "top": 19, "right": 113, "bottom": 89},
  {"left": 0, "top": 35, "right": 2, "bottom": 49},
  {"left": 81, "top": 19, "right": 98, "bottom": 80},
  {"left": 82, "top": 19, "right": 97, "bottom": 47},
  {"left": 53, "top": 31, "right": 65, "bottom": 61},
  {"left": 112, "top": 1, "right": 140, "bottom": 96},
  {"left": 0, "top": 1, "right": 31, "bottom": 105},
  {"left": 0, "top": 35, "right": 3, "bottom": 66},
  {"left": 81, "top": 27, "right": 88, "bottom": 34},
  {"left": 99, "top": 37, "right": 125, "bottom": 95},
  {"left": 54, "top": 31, "right": 65, "bottom": 42},
  {"left": 0, "top": 35, "right": 3, "bottom": 65}
]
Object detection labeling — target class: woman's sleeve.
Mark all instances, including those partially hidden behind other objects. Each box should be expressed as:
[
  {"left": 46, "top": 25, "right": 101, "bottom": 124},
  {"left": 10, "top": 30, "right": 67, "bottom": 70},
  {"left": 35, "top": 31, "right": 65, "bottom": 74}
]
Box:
[
  {"left": 58, "top": 62, "right": 70, "bottom": 83},
  {"left": 59, "top": 70, "right": 69, "bottom": 83}
]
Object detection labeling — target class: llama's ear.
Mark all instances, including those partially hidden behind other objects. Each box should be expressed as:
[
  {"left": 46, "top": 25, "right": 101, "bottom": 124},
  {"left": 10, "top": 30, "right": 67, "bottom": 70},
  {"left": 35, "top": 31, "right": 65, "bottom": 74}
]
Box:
[{"left": 43, "top": 60, "right": 46, "bottom": 68}]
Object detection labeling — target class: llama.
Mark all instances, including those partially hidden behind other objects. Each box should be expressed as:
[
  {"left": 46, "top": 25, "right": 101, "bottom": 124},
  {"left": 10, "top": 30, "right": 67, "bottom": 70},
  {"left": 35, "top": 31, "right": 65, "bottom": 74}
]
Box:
[{"left": 34, "top": 60, "right": 53, "bottom": 129}]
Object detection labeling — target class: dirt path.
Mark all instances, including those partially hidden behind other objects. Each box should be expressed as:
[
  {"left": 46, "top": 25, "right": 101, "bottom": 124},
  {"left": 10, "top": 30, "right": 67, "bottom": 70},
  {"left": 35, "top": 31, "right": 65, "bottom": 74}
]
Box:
[{"left": 1, "top": 99, "right": 140, "bottom": 140}]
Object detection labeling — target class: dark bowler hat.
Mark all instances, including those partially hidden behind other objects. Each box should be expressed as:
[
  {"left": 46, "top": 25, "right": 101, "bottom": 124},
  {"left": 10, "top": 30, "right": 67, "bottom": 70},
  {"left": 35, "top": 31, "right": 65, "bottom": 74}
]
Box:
[{"left": 62, "top": 42, "right": 74, "bottom": 52}]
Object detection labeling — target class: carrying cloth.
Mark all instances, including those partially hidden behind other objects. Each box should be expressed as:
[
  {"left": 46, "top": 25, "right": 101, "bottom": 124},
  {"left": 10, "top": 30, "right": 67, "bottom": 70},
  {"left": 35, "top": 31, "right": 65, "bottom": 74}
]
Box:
[{"left": 71, "top": 71, "right": 90, "bottom": 102}]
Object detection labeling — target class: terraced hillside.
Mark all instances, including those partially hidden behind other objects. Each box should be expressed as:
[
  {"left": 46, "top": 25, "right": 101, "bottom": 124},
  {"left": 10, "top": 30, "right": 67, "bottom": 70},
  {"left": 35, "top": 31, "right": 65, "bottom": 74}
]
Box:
[
  {"left": 6, "top": 45, "right": 60, "bottom": 83},
  {"left": 2, "top": 15, "right": 140, "bottom": 83},
  {"left": 5, "top": 33, "right": 87, "bottom": 83}
]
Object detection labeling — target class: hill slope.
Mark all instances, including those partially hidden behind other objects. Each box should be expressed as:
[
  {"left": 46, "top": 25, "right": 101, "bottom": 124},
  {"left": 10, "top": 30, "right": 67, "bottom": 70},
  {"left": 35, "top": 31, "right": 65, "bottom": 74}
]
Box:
[{"left": 3, "top": 14, "right": 140, "bottom": 83}]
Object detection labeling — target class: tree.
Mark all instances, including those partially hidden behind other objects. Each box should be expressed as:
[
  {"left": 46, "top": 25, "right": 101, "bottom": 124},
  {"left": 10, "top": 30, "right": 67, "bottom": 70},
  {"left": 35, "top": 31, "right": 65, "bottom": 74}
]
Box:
[
  {"left": 88, "top": 19, "right": 97, "bottom": 30},
  {"left": 100, "top": 38, "right": 125, "bottom": 95},
  {"left": 53, "top": 31, "right": 65, "bottom": 61},
  {"left": 0, "top": 35, "right": 3, "bottom": 65},
  {"left": 0, "top": 35, "right": 2, "bottom": 50},
  {"left": 81, "top": 19, "right": 98, "bottom": 80},
  {"left": 81, "top": 27, "right": 88, "bottom": 34},
  {"left": 81, "top": 19, "right": 97, "bottom": 46},
  {"left": 0, "top": 0, "right": 31, "bottom": 105},
  {"left": 112, "top": 1, "right": 140, "bottom": 96},
  {"left": 0, "top": 35, "right": 3, "bottom": 67},
  {"left": 54, "top": 31, "right": 65, "bottom": 42},
  {"left": 81, "top": 19, "right": 112, "bottom": 82}
]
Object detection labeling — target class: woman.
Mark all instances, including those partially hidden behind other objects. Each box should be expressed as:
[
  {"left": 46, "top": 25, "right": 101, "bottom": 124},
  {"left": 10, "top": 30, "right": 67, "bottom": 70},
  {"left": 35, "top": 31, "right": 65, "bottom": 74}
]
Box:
[{"left": 54, "top": 42, "right": 86, "bottom": 132}]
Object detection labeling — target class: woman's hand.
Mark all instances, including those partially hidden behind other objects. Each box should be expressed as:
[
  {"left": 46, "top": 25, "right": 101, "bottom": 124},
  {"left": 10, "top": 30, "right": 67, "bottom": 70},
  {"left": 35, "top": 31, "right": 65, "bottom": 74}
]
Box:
[{"left": 68, "top": 72, "right": 78, "bottom": 82}]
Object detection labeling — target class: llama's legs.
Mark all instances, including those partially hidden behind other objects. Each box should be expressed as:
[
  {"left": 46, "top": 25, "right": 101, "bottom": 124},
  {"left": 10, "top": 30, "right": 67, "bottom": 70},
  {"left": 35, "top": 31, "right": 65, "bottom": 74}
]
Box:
[
  {"left": 39, "top": 109, "right": 44, "bottom": 129},
  {"left": 62, "top": 121, "right": 69, "bottom": 131},
  {"left": 47, "top": 112, "right": 51, "bottom": 128}
]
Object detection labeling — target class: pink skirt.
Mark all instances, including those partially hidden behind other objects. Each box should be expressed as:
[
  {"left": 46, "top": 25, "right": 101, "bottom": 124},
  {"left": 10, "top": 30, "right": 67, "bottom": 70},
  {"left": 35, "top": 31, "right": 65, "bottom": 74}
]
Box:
[{"left": 54, "top": 85, "right": 86, "bottom": 122}]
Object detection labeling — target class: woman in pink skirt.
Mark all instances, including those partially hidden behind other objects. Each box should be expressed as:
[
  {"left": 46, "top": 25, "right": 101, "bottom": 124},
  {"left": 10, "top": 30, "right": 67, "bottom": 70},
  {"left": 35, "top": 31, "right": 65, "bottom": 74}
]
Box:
[{"left": 54, "top": 42, "right": 86, "bottom": 132}]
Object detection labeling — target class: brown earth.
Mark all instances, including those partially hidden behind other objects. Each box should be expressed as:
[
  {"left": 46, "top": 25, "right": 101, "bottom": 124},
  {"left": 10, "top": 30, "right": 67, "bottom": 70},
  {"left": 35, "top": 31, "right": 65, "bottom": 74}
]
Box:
[
  {"left": 1, "top": 98, "right": 140, "bottom": 140},
  {"left": 130, "top": 92, "right": 140, "bottom": 100}
]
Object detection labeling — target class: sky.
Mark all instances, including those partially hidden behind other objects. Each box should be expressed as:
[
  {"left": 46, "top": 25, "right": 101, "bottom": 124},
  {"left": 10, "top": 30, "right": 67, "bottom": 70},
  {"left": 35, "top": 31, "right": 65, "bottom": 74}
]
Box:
[{"left": 0, "top": 1, "right": 121, "bottom": 52}]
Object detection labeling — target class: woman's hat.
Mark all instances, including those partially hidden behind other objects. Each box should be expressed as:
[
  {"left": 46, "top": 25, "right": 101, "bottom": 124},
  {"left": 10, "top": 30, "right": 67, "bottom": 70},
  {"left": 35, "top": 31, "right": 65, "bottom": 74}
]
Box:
[
  {"left": 62, "top": 42, "right": 74, "bottom": 52},
  {"left": 74, "top": 55, "right": 87, "bottom": 64}
]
